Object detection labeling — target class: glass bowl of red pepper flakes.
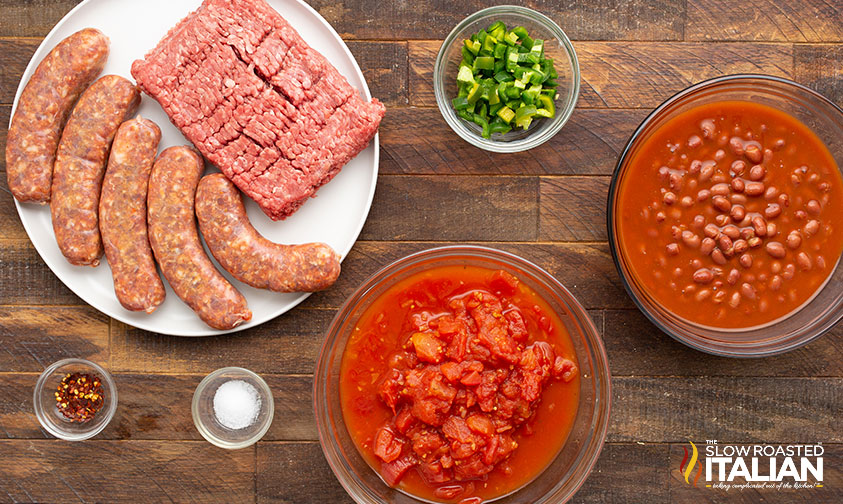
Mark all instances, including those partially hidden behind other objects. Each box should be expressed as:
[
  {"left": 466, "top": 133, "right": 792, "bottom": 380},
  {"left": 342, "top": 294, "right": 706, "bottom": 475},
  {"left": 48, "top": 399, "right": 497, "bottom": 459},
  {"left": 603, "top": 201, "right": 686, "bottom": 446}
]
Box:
[
  {"left": 33, "top": 358, "right": 117, "bottom": 441},
  {"left": 434, "top": 5, "right": 580, "bottom": 153},
  {"left": 315, "top": 246, "right": 611, "bottom": 504}
]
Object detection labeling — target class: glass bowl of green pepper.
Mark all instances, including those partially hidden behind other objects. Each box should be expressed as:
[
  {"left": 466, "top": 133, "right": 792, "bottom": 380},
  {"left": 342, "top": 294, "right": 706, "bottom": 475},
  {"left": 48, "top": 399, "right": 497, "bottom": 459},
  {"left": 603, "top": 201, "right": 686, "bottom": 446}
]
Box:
[{"left": 434, "top": 5, "right": 580, "bottom": 153}]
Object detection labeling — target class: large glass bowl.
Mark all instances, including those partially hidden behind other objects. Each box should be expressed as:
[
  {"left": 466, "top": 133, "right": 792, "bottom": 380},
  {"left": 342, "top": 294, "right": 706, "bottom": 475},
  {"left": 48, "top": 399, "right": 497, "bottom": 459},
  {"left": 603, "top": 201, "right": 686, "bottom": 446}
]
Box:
[
  {"left": 608, "top": 74, "right": 843, "bottom": 357},
  {"left": 433, "top": 5, "right": 580, "bottom": 152},
  {"left": 314, "top": 245, "right": 611, "bottom": 504}
]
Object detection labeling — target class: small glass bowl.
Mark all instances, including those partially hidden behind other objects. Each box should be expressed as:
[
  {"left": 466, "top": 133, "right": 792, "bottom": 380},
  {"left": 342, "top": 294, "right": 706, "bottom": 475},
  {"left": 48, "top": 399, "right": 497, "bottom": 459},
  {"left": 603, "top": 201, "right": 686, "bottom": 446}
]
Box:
[
  {"left": 192, "top": 367, "right": 274, "bottom": 449},
  {"left": 33, "top": 358, "right": 117, "bottom": 441},
  {"left": 434, "top": 5, "right": 580, "bottom": 152},
  {"left": 608, "top": 74, "right": 843, "bottom": 357},
  {"left": 315, "top": 245, "right": 611, "bottom": 504}
]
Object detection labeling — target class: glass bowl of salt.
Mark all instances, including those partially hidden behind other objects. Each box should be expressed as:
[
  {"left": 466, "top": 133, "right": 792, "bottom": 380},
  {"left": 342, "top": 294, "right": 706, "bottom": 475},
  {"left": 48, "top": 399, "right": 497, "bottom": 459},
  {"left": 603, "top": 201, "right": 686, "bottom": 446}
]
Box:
[{"left": 192, "top": 367, "right": 274, "bottom": 449}]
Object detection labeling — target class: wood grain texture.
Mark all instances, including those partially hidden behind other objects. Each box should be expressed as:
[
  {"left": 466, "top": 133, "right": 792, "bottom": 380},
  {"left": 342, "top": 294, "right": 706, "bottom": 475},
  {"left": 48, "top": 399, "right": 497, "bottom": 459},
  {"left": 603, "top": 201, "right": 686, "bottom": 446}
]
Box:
[
  {"left": 573, "top": 444, "right": 669, "bottom": 503},
  {"left": 309, "top": 0, "right": 685, "bottom": 41},
  {"left": 358, "top": 175, "right": 539, "bottom": 241},
  {"left": 0, "top": 1, "right": 80, "bottom": 37},
  {"left": 604, "top": 309, "right": 843, "bottom": 377},
  {"left": 540, "top": 176, "right": 610, "bottom": 241},
  {"left": 346, "top": 41, "right": 408, "bottom": 107},
  {"left": 686, "top": 0, "right": 843, "bottom": 42},
  {"left": 410, "top": 41, "right": 793, "bottom": 108},
  {"left": 0, "top": 440, "right": 255, "bottom": 503},
  {"left": 0, "top": 240, "right": 81, "bottom": 305},
  {"left": 379, "top": 108, "right": 646, "bottom": 175},
  {"left": 609, "top": 377, "right": 843, "bottom": 443},
  {"left": 0, "top": 38, "right": 38, "bottom": 104},
  {"left": 794, "top": 44, "right": 843, "bottom": 108},
  {"left": 258, "top": 442, "right": 353, "bottom": 504}
]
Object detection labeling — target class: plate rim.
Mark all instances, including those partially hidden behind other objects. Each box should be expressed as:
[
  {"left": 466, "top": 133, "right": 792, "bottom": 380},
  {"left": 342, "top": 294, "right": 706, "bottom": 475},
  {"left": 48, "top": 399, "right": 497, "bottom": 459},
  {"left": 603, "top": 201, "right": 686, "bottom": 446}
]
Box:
[{"left": 10, "top": 0, "right": 380, "bottom": 337}]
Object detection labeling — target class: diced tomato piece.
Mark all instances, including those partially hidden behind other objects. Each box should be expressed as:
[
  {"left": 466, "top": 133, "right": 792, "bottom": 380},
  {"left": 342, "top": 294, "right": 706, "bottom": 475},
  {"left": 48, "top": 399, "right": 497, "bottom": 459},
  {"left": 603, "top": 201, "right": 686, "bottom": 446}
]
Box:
[
  {"left": 490, "top": 270, "right": 519, "bottom": 296},
  {"left": 394, "top": 406, "right": 415, "bottom": 434},
  {"left": 437, "top": 316, "right": 460, "bottom": 336},
  {"left": 411, "top": 430, "right": 446, "bottom": 458},
  {"left": 440, "top": 362, "right": 461, "bottom": 382},
  {"left": 434, "top": 484, "right": 464, "bottom": 500},
  {"left": 440, "top": 453, "right": 454, "bottom": 469},
  {"left": 505, "top": 309, "right": 529, "bottom": 341},
  {"left": 419, "top": 461, "right": 452, "bottom": 484},
  {"left": 411, "top": 332, "right": 444, "bottom": 363},
  {"left": 378, "top": 370, "right": 403, "bottom": 413},
  {"left": 483, "top": 433, "right": 500, "bottom": 465},
  {"left": 460, "top": 370, "right": 482, "bottom": 386},
  {"left": 466, "top": 414, "right": 495, "bottom": 437},
  {"left": 381, "top": 454, "right": 418, "bottom": 486},
  {"left": 441, "top": 416, "right": 474, "bottom": 444},
  {"left": 374, "top": 426, "right": 402, "bottom": 463},
  {"left": 554, "top": 356, "right": 578, "bottom": 382},
  {"left": 454, "top": 455, "right": 493, "bottom": 480}
]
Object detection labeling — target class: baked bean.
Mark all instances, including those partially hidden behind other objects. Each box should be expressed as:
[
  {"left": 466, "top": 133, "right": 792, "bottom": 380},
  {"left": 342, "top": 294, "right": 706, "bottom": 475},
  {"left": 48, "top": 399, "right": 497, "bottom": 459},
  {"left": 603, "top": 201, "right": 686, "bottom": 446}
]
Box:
[
  {"left": 671, "top": 226, "right": 683, "bottom": 240},
  {"left": 763, "top": 148, "right": 773, "bottom": 163},
  {"left": 722, "top": 225, "right": 740, "bottom": 239},
  {"left": 795, "top": 210, "right": 807, "bottom": 220},
  {"left": 673, "top": 267, "right": 683, "bottom": 277},
  {"left": 682, "top": 230, "right": 701, "bottom": 248},
  {"left": 731, "top": 178, "right": 745, "bottom": 193},
  {"left": 773, "top": 138, "right": 785, "bottom": 150},
  {"left": 766, "top": 223, "right": 777, "bottom": 237},
  {"left": 730, "top": 193, "right": 747, "bottom": 205},
  {"left": 680, "top": 195, "right": 694, "bottom": 208},
  {"left": 786, "top": 231, "right": 802, "bottom": 250},
  {"left": 771, "top": 261, "right": 782, "bottom": 274},
  {"left": 692, "top": 215, "right": 705, "bottom": 228},
  {"left": 718, "top": 235, "right": 733, "bottom": 251},
  {"left": 759, "top": 299, "right": 770, "bottom": 312},
  {"left": 749, "top": 164, "right": 766, "bottom": 181},
  {"left": 715, "top": 214, "right": 730, "bottom": 226},
  {"left": 728, "top": 291, "right": 741, "bottom": 308},
  {"left": 733, "top": 239, "right": 748, "bottom": 254},
  {"left": 693, "top": 268, "right": 714, "bottom": 284},
  {"left": 715, "top": 149, "right": 726, "bottom": 161},
  {"left": 778, "top": 193, "right": 790, "bottom": 207},
  {"left": 744, "top": 143, "right": 763, "bottom": 163},
  {"left": 791, "top": 174, "right": 801, "bottom": 186},
  {"left": 765, "top": 241, "right": 786, "bottom": 258},
  {"left": 655, "top": 211, "right": 666, "bottom": 222},
  {"left": 688, "top": 135, "right": 702, "bottom": 148},
  {"left": 782, "top": 263, "right": 795, "bottom": 280},
  {"left": 697, "top": 189, "right": 711, "bottom": 202},
  {"left": 806, "top": 199, "right": 822, "bottom": 215},
  {"left": 700, "top": 119, "right": 716, "bottom": 138},
  {"left": 695, "top": 289, "right": 712, "bottom": 301},
  {"left": 764, "top": 203, "right": 781, "bottom": 219},
  {"left": 658, "top": 166, "right": 670, "bottom": 181},
  {"left": 796, "top": 252, "right": 812, "bottom": 271},
  {"left": 691, "top": 258, "right": 703, "bottom": 269},
  {"left": 739, "top": 253, "right": 753, "bottom": 268},
  {"left": 727, "top": 268, "right": 740, "bottom": 285},
  {"left": 687, "top": 178, "right": 698, "bottom": 191},
  {"left": 758, "top": 272, "right": 768, "bottom": 283},
  {"left": 808, "top": 173, "right": 819, "bottom": 184},
  {"left": 689, "top": 159, "right": 702, "bottom": 174},
  {"left": 663, "top": 192, "right": 677, "bottom": 205},
  {"left": 764, "top": 186, "right": 778, "bottom": 199},
  {"left": 744, "top": 181, "right": 765, "bottom": 196},
  {"left": 714, "top": 290, "right": 727, "bottom": 303},
  {"left": 731, "top": 160, "right": 746, "bottom": 175},
  {"left": 740, "top": 227, "right": 754, "bottom": 240},
  {"left": 817, "top": 255, "right": 826, "bottom": 269},
  {"left": 770, "top": 275, "right": 782, "bottom": 291},
  {"left": 819, "top": 182, "right": 831, "bottom": 192},
  {"left": 700, "top": 161, "right": 716, "bottom": 182},
  {"left": 666, "top": 243, "right": 680, "bottom": 255},
  {"left": 703, "top": 224, "right": 720, "bottom": 239},
  {"left": 730, "top": 205, "right": 746, "bottom": 222},
  {"left": 712, "top": 196, "right": 732, "bottom": 212},
  {"left": 669, "top": 173, "right": 684, "bottom": 191},
  {"left": 700, "top": 237, "right": 716, "bottom": 255},
  {"left": 729, "top": 136, "right": 744, "bottom": 156},
  {"left": 748, "top": 236, "right": 762, "bottom": 248},
  {"left": 711, "top": 183, "right": 730, "bottom": 196},
  {"left": 752, "top": 216, "right": 767, "bottom": 236},
  {"left": 711, "top": 248, "right": 727, "bottom": 265},
  {"left": 804, "top": 219, "right": 820, "bottom": 236},
  {"left": 740, "top": 282, "right": 757, "bottom": 300}
]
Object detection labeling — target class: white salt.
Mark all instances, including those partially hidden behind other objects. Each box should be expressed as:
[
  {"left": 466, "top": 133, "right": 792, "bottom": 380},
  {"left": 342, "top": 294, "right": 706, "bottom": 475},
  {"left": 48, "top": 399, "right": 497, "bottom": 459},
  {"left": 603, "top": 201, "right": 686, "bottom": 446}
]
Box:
[{"left": 213, "top": 379, "right": 261, "bottom": 430}]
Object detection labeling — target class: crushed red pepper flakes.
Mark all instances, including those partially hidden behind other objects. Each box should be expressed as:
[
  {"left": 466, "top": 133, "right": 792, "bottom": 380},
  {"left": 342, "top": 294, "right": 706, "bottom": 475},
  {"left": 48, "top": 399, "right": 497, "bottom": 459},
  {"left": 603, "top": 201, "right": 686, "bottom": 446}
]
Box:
[{"left": 55, "top": 372, "right": 104, "bottom": 423}]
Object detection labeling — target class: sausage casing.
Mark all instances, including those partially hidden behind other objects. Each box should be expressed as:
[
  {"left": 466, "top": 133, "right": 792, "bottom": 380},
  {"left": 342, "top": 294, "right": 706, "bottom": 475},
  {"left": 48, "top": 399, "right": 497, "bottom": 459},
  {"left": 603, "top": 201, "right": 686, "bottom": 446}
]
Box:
[
  {"left": 196, "top": 173, "right": 341, "bottom": 292},
  {"left": 50, "top": 75, "right": 140, "bottom": 266},
  {"left": 147, "top": 147, "right": 251, "bottom": 330},
  {"left": 99, "top": 118, "right": 165, "bottom": 313},
  {"left": 6, "top": 28, "right": 109, "bottom": 203}
]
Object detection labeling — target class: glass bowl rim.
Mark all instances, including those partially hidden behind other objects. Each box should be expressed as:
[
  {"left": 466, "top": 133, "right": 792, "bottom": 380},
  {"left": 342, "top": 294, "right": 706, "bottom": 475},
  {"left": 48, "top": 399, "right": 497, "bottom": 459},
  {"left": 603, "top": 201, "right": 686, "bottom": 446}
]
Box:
[
  {"left": 606, "top": 73, "right": 843, "bottom": 357},
  {"left": 191, "top": 366, "right": 275, "bottom": 449},
  {"left": 314, "top": 244, "right": 612, "bottom": 503},
  {"left": 33, "top": 357, "right": 118, "bottom": 441},
  {"left": 433, "top": 5, "right": 581, "bottom": 153}
]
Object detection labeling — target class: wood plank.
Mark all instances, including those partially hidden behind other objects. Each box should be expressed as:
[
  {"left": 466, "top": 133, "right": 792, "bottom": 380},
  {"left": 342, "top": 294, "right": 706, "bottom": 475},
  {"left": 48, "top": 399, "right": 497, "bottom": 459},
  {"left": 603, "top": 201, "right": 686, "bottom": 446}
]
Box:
[
  {"left": 410, "top": 41, "right": 793, "bottom": 108},
  {"left": 0, "top": 1, "right": 79, "bottom": 37},
  {"left": 539, "top": 176, "right": 610, "bottom": 241},
  {"left": 0, "top": 306, "right": 108, "bottom": 372},
  {"left": 686, "top": 0, "right": 843, "bottom": 42},
  {"left": 299, "top": 241, "right": 631, "bottom": 311},
  {"left": 609, "top": 377, "right": 843, "bottom": 443},
  {"left": 258, "top": 441, "right": 352, "bottom": 504},
  {"left": 379, "top": 108, "right": 646, "bottom": 176},
  {"left": 308, "top": 0, "right": 684, "bottom": 41},
  {"left": 604, "top": 309, "right": 843, "bottom": 377},
  {"left": 0, "top": 38, "right": 38, "bottom": 104},
  {"left": 346, "top": 41, "right": 408, "bottom": 108},
  {"left": 110, "top": 308, "right": 333, "bottom": 374},
  {"left": 794, "top": 44, "right": 843, "bottom": 108},
  {"left": 358, "top": 175, "right": 539, "bottom": 241},
  {"left": 0, "top": 439, "right": 255, "bottom": 503},
  {"left": 0, "top": 239, "right": 82, "bottom": 305},
  {"left": 573, "top": 444, "right": 669, "bottom": 503},
  {"left": 668, "top": 443, "right": 842, "bottom": 502}
]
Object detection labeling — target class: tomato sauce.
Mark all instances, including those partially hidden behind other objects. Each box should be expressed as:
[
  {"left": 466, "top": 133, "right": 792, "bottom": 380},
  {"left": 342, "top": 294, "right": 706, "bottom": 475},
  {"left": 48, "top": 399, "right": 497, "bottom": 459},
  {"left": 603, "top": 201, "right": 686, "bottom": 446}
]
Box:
[
  {"left": 340, "top": 265, "right": 580, "bottom": 503},
  {"left": 618, "top": 101, "right": 843, "bottom": 328}
]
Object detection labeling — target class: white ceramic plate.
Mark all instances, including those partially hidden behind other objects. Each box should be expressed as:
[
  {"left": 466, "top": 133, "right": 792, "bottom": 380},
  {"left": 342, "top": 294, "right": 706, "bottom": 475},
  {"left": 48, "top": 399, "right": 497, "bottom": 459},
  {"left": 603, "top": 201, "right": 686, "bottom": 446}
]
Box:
[{"left": 11, "top": 0, "right": 379, "bottom": 336}]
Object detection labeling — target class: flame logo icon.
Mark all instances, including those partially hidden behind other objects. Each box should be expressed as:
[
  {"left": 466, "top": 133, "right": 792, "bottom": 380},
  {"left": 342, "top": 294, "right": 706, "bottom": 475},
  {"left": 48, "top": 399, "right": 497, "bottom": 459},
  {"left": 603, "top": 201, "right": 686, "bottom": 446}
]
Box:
[{"left": 679, "top": 441, "right": 703, "bottom": 487}]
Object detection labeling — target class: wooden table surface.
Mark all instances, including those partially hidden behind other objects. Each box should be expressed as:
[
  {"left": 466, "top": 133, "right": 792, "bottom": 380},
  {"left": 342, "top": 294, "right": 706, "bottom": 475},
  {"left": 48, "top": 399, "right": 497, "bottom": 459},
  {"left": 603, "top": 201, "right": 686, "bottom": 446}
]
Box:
[{"left": 1, "top": 1, "right": 841, "bottom": 503}]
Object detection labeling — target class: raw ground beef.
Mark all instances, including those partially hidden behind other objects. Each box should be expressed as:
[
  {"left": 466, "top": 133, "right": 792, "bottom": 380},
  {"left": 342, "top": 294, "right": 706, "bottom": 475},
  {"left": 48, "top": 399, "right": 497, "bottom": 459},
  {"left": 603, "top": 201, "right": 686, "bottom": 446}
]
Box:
[{"left": 132, "top": 0, "right": 385, "bottom": 220}]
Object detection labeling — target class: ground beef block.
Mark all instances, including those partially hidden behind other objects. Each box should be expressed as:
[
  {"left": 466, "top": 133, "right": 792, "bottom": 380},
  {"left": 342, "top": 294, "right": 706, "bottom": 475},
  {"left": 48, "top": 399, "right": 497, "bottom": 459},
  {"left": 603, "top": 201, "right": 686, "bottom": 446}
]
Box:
[{"left": 132, "top": 0, "right": 385, "bottom": 220}]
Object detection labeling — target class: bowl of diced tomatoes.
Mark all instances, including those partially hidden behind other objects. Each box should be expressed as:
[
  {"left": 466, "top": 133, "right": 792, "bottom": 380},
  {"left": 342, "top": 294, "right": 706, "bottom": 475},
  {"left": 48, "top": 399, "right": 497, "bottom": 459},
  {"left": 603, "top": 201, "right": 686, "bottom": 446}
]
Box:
[{"left": 314, "top": 245, "right": 610, "bottom": 504}]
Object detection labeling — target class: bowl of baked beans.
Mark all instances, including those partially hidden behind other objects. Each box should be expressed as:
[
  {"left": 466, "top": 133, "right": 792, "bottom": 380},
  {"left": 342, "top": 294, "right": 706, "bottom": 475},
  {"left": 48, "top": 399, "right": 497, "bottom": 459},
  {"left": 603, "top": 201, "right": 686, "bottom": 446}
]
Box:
[{"left": 608, "top": 74, "right": 843, "bottom": 356}]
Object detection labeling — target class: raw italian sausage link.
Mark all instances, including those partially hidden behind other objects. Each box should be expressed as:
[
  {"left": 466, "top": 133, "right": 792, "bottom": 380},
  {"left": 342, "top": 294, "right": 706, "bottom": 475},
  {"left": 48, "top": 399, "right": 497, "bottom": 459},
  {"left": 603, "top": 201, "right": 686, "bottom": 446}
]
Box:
[
  {"left": 6, "top": 28, "right": 109, "bottom": 203},
  {"left": 50, "top": 75, "right": 140, "bottom": 266},
  {"left": 99, "top": 118, "right": 166, "bottom": 313},
  {"left": 147, "top": 147, "right": 252, "bottom": 330},
  {"left": 196, "top": 173, "right": 341, "bottom": 292}
]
